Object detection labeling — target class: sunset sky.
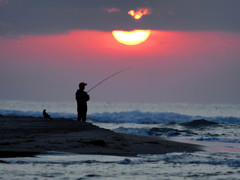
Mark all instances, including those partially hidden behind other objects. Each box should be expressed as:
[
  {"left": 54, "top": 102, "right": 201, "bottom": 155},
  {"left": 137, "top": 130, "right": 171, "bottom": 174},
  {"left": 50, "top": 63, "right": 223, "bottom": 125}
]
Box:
[{"left": 1, "top": 0, "right": 240, "bottom": 103}]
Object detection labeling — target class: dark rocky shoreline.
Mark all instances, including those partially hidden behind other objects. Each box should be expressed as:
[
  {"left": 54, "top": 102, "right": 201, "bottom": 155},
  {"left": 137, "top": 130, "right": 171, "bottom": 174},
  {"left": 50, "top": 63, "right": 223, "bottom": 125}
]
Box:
[{"left": 0, "top": 116, "right": 202, "bottom": 158}]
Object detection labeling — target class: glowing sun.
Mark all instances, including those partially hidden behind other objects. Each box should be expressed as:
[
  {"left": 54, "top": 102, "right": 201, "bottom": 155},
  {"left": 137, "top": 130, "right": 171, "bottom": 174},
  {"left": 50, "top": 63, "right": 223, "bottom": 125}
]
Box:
[{"left": 112, "top": 30, "right": 151, "bottom": 45}]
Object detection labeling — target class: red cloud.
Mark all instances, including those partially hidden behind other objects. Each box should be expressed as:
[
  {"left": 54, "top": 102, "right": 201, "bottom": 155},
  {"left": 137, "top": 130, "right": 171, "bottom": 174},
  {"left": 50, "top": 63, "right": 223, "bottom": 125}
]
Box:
[
  {"left": 128, "top": 8, "right": 152, "bottom": 20},
  {"left": 107, "top": 8, "right": 120, "bottom": 13}
]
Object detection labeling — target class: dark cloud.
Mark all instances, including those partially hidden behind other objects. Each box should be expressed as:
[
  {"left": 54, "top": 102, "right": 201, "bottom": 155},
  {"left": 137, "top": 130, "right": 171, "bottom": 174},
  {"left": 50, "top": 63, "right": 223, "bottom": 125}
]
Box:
[
  {"left": 0, "top": 0, "right": 9, "bottom": 5},
  {"left": 0, "top": 0, "right": 240, "bottom": 36}
]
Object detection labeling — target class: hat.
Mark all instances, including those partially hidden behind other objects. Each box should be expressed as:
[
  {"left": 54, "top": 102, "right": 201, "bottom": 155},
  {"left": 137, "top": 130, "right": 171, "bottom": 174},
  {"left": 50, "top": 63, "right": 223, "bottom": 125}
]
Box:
[{"left": 79, "top": 82, "right": 87, "bottom": 86}]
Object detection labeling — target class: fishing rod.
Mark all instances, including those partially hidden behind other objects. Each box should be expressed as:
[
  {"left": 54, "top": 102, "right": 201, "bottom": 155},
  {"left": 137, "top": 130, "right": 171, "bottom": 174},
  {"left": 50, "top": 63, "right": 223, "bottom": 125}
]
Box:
[{"left": 87, "top": 68, "right": 131, "bottom": 93}]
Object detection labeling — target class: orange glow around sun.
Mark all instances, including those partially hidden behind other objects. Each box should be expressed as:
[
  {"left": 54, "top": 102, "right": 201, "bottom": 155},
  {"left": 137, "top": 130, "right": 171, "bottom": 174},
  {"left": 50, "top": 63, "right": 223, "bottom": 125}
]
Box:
[{"left": 112, "top": 30, "right": 151, "bottom": 45}]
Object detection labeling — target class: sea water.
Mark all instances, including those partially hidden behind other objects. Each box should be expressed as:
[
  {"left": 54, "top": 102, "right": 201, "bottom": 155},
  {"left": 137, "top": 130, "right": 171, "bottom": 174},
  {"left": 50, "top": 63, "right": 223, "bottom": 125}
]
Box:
[{"left": 0, "top": 100, "right": 240, "bottom": 180}]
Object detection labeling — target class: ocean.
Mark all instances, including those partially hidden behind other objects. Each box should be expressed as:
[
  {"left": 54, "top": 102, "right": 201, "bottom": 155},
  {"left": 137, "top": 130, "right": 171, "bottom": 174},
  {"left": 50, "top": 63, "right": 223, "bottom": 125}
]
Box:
[{"left": 0, "top": 100, "right": 240, "bottom": 180}]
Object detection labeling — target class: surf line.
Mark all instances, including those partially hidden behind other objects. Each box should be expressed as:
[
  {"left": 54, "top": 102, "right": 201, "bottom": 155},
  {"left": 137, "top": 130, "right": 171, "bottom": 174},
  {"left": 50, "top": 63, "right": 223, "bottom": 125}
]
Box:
[{"left": 87, "top": 68, "right": 131, "bottom": 93}]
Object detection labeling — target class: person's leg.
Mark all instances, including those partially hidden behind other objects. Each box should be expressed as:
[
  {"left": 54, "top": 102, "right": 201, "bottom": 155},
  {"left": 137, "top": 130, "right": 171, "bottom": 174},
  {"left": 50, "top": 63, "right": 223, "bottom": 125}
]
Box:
[
  {"left": 77, "top": 107, "right": 81, "bottom": 121},
  {"left": 82, "top": 111, "right": 87, "bottom": 122}
]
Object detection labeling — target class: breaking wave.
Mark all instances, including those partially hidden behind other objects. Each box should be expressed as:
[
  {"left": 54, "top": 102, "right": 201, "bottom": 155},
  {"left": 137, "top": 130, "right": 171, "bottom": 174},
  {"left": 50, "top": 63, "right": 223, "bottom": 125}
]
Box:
[
  {"left": 89, "top": 111, "right": 240, "bottom": 124},
  {"left": 1, "top": 109, "right": 240, "bottom": 124}
]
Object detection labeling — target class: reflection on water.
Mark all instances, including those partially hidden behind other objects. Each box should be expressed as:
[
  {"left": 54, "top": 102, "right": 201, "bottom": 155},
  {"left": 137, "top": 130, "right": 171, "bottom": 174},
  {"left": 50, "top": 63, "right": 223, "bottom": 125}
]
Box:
[{"left": 173, "top": 139, "right": 240, "bottom": 153}]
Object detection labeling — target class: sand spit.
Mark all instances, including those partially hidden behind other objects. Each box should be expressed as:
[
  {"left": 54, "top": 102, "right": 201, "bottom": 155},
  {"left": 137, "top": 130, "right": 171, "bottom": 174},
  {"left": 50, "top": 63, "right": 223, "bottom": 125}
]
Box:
[{"left": 0, "top": 116, "right": 202, "bottom": 157}]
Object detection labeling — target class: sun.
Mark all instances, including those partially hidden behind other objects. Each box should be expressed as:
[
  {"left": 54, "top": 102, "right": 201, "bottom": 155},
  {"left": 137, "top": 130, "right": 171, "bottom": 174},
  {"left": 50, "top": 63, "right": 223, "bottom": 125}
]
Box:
[{"left": 112, "top": 30, "right": 151, "bottom": 45}]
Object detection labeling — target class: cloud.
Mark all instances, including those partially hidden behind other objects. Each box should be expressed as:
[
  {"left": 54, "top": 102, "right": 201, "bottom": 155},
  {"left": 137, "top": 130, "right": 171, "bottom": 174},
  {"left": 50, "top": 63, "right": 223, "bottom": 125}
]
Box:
[
  {"left": 0, "top": 21, "right": 10, "bottom": 27},
  {"left": 0, "top": 0, "right": 240, "bottom": 36},
  {"left": 107, "top": 8, "right": 120, "bottom": 13},
  {"left": 0, "top": 0, "right": 8, "bottom": 5},
  {"left": 128, "top": 8, "right": 152, "bottom": 20}
]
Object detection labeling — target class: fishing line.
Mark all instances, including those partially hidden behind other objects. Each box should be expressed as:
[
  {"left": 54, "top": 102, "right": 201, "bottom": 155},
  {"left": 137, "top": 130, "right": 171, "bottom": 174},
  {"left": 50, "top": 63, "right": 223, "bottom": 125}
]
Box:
[{"left": 87, "top": 68, "right": 131, "bottom": 93}]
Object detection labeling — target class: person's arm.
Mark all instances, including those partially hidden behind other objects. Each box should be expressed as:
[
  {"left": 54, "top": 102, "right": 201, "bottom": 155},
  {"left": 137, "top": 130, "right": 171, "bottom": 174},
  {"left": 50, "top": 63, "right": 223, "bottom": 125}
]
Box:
[
  {"left": 85, "top": 93, "right": 90, "bottom": 101},
  {"left": 75, "top": 91, "right": 78, "bottom": 101}
]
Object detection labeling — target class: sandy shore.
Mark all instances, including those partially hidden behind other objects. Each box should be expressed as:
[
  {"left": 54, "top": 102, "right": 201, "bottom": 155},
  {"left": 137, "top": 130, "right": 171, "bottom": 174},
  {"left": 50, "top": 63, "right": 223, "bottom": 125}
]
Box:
[{"left": 0, "top": 116, "right": 202, "bottom": 157}]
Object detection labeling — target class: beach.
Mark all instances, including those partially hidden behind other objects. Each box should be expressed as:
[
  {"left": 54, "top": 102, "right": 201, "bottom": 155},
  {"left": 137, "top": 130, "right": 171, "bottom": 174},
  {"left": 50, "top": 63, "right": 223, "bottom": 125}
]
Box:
[
  {"left": 0, "top": 101, "right": 240, "bottom": 179},
  {"left": 0, "top": 116, "right": 201, "bottom": 158}
]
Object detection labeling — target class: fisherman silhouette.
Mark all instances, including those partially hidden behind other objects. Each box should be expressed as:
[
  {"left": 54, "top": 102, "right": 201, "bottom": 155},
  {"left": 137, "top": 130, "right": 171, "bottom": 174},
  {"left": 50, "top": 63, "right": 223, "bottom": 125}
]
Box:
[
  {"left": 43, "top": 109, "right": 52, "bottom": 119},
  {"left": 76, "top": 82, "right": 90, "bottom": 122}
]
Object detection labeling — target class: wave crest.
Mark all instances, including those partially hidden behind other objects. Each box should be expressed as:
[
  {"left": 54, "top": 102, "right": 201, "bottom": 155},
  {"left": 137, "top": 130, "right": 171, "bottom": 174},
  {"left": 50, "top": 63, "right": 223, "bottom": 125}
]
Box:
[
  {"left": 89, "top": 111, "right": 240, "bottom": 124},
  {"left": 1, "top": 109, "right": 240, "bottom": 124}
]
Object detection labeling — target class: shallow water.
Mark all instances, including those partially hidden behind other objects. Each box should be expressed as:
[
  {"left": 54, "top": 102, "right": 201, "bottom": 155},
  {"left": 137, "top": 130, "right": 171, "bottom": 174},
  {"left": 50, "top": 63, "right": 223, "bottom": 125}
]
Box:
[{"left": 0, "top": 151, "right": 240, "bottom": 180}]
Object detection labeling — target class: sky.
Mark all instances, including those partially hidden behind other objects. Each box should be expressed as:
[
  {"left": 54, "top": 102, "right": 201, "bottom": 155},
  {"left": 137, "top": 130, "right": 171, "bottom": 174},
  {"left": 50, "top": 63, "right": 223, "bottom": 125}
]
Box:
[{"left": 0, "top": 0, "right": 240, "bottom": 103}]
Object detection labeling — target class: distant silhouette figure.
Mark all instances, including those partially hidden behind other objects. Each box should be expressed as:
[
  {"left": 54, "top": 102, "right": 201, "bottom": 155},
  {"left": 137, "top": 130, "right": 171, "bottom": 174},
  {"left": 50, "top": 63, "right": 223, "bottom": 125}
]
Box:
[
  {"left": 76, "top": 82, "right": 90, "bottom": 122},
  {"left": 43, "top": 109, "right": 52, "bottom": 119}
]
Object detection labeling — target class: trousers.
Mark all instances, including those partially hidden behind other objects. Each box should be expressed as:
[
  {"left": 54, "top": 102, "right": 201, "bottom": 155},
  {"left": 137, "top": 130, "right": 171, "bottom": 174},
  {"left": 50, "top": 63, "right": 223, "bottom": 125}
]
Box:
[{"left": 77, "top": 107, "right": 87, "bottom": 122}]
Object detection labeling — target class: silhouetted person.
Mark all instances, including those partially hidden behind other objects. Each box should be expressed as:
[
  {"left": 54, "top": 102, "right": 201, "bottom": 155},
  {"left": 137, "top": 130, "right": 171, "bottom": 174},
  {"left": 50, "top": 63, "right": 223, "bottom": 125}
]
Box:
[
  {"left": 76, "top": 82, "right": 90, "bottom": 122},
  {"left": 43, "top": 109, "right": 52, "bottom": 119}
]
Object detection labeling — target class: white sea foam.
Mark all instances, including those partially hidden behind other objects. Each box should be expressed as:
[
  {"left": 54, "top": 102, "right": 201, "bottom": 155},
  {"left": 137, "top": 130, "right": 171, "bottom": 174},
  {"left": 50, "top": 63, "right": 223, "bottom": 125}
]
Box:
[{"left": 89, "top": 111, "right": 240, "bottom": 124}]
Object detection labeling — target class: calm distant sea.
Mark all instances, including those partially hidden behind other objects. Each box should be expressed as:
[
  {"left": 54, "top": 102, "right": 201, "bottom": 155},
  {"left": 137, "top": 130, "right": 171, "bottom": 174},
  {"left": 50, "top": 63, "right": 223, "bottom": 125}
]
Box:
[{"left": 1, "top": 100, "right": 240, "bottom": 118}]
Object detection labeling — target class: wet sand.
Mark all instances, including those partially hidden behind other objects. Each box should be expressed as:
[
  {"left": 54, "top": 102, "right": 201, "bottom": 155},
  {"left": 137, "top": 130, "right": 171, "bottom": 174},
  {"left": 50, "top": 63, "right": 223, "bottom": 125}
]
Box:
[{"left": 0, "top": 116, "right": 202, "bottom": 157}]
